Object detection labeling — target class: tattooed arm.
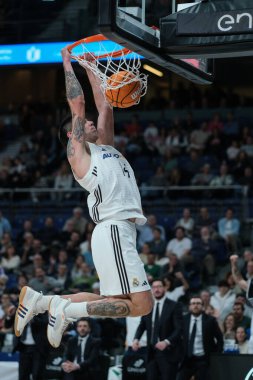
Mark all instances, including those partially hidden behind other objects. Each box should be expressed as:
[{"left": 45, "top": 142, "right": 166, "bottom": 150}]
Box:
[
  {"left": 85, "top": 56, "right": 114, "bottom": 146},
  {"left": 61, "top": 48, "right": 90, "bottom": 177}
]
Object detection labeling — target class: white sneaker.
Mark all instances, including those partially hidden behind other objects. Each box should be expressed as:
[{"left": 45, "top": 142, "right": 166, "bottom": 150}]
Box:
[
  {"left": 47, "top": 296, "right": 72, "bottom": 348},
  {"left": 14, "top": 286, "right": 42, "bottom": 337}
]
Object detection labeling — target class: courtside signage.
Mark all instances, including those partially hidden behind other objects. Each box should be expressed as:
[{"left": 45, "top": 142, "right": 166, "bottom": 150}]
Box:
[
  {"left": 0, "top": 41, "right": 140, "bottom": 66},
  {"left": 177, "top": 8, "right": 253, "bottom": 35}
]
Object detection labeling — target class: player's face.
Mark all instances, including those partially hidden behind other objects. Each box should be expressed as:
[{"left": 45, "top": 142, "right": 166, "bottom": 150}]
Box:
[{"left": 84, "top": 119, "right": 98, "bottom": 143}]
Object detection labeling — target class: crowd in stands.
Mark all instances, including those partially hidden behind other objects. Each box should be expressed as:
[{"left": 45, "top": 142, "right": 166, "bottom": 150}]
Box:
[{"left": 0, "top": 90, "right": 253, "bottom": 378}]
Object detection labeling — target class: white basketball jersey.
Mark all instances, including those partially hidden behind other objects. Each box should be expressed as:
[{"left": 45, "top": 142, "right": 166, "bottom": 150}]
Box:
[{"left": 73, "top": 142, "right": 146, "bottom": 225}]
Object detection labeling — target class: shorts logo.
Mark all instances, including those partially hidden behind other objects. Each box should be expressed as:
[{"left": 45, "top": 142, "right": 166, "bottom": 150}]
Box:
[{"left": 132, "top": 278, "right": 139, "bottom": 287}]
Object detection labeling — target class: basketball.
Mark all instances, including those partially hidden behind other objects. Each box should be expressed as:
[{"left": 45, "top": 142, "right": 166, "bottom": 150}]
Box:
[{"left": 105, "top": 71, "right": 142, "bottom": 108}]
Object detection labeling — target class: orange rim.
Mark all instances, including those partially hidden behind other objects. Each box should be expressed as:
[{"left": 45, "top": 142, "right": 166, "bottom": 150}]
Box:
[{"left": 67, "top": 34, "right": 132, "bottom": 60}]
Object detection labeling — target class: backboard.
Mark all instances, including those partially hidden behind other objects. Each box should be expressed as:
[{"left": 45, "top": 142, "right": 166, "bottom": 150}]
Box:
[{"left": 98, "top": 0, "right": 214, "bottom": 84}]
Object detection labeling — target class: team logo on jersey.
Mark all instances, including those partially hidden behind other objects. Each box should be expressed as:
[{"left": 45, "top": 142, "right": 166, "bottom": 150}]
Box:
[{"left": 132, "top": 278, "right": 140, "bottom": 287}]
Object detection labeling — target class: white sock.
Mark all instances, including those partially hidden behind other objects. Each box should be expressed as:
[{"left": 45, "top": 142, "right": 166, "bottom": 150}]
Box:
[
  {"left": 36, "top": 295, "right": 53, "bottom": 313},
  {"left": 65, "top": 302, "right": 89, "bottom": 319}
]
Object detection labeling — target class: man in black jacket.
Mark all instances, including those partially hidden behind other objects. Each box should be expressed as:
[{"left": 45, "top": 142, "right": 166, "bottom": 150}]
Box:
[
  {"left": 132, "top": 279, "right": 183, "bottom": 380},
  {"left": 177, "top": 296, "right": 223, "bottom": 380},
  {"left": 62, "top": 317, "right": 100, "bottom": 380}
]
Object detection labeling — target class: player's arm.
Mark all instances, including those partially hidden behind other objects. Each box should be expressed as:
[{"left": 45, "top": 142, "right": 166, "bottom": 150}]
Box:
[
  {"left": 85, "top": 62, "right": 114, "bottom": 146},
  {"left": 61, "top": 48, "right": 88, "bottom": 165}
]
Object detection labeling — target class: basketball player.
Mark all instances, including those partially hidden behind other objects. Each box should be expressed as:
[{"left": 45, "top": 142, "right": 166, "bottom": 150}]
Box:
[{"left": 15, "top": 47, "right": 153, "bottom": 348}]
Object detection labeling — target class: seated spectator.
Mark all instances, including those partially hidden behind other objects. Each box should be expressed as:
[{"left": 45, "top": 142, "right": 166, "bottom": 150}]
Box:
[
  {"left": 163, "top": 271, "right": 189, "bottom": 301},
  {"left": 238, "top": 166, "right": 253, "bottom": 195},
  {"left": 70, "top": 263, "right": 97, "bottom": 292},
  {"left": 191, "top": 226, "right": 217, "bottom": 284},
  {"left": 16, "top": 219, "right": 35, "bottom": 246},
  {"left": 71, "top": 255, "right": 85, "bottom": 282},
  {"left": 218, "top": 208, "right": 240, "bottom": 252},
  {"left": 38, "top": 217, "right": 59, "bottom": 246},
  {"left": 232, "top": 150, "right": 251, "bottom": 181},
  {"left": 175, "top": 208, "right": 195, "bottom": 237},
  {"left": 208, "top": 112, "right": 224, "bottom": 133},
  {"left": 79, "top": 222, "right": 95, "bottom": 253},
  {"left": 60, "top": 219, "right": 76, "bottom": 244},
  {"left": 226, "top": 140, "right": 240, "bottom": 162},
  {"left": 0, "top": 232, "right": 13, "bottom": 256},
  {"left": 222, "top": 313, "right": 236, "bottom": 340},
  {"left": 148, "top": 166, "right": 168, "bottom": 187},
  {"left": 81, "top": 232, "right": 94, "bottom": 271},
  {"left": 143, "top": 122, "right": 159, "bottom": 144},
  {"left": 163, "top": 148, "right": 178, "bottom": 175},
  {"left": 138, "top": 243, "right": 151, "bottom": 265},
  {"left": 66, "top": 232, "right": 82, "bottom": 258},
  {"left": 0, "top": 210, "right": 12, "bottom": 240},
  {"left": 167, "top": 168, "right": 183, "bottom": 188},
  {"left": 210, "top": 162, "right": 234, "bottom": 187},
  {"left": 235, "top": 326, "right": 249, "bottom": 354},
  {"left": 1, "top": 245, "right": 20, "bottom": 273},
  {"left": 206, "top": 129, "right": 223, "bottom": 159},
  {"left": 28, "top": 267, "right": 57, "bottom": 294},
  {"left": 182, "top": 149, "right": 202, "bottom": 182},
  {"left": 165, "top": 127, "right": 187, "bottom": 155},
  {"left": 210, "top": 280, "right": 236, "bottom": 322},
  {"left": 148, "top": 227, "right": 167, "bottom": 259},
  {"left": 241, "top": 136, "right": 253, "bottom": 158},
  {"left": 235, "top": 293, "right": 253, "bottom": 319},
  {"left": 191, "top": 163, "right": 213, "bottom": 187},
  {"left": 194, "top": 207, "right": 216, "bottom": 237},
  {"left": 200, "top": 289, "right": 219, "bottom": 318},
  {"left": 233, "top": 302, "right": 251, "bottom": 330},
  {"left": 53, "top": 264, "right": 71, "bottom": 293},
  {"left": 166, "top": 226, "right": 192, "bottom": 262},
  {"left": 63, "top": 207, "right": 88, "bottom": 236},
  {"left": 20, "top": 232, "right": 35, "bottom": 267},
  {"left": 161, "top": 252, "right": 183, "bottom": 278},
  {"left": 144, "top": 252, "right": 161, "bottom": 282},
  {"left": 52, "top": 161, "right": 73, "bottom": 201},
  {"left": 190, "top": 121, "right": 211, "bottom": 151},
  {"left": 223, "top": 112, "right": 239, "bottom": 138},
  {"left": 137, "top": 214, "right": 166, "bottom": 249}
]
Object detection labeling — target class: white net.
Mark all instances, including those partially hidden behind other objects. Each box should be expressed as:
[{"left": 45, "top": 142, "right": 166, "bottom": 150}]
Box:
[{"left": 71, "top": 38, "right": 148, "bottom": 105}]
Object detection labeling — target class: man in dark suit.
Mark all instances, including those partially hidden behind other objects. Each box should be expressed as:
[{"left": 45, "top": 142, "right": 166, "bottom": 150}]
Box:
[
  {"left": 177, "top": 296, "right": 223, "bottom": 380},
  {"left": 132, "top": 278, "right": 183, "bottom": 380},
  {"left": 62, "top": 317, "right": 101, "bottom": 380},
  {"left": 13, "top": 313, "right": 50, "bottom": 380}
]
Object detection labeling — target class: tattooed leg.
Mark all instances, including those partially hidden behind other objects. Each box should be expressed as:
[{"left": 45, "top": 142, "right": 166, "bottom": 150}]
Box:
[{"left": 87, "top": 299, "right": 130, "bottom": 317}]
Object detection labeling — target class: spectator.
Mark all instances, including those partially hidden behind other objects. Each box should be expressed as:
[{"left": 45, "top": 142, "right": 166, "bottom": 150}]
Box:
[
  {"left": 28, "top": 268, "right": 57, "bottom": 294},
  {"left": 194, "top": 207, "right": 216, "bottom": 237},
  {"left": 144, "top": 252, "right": 161, "bottom": 282},
  {"left": 226, "top": 140, "right": 240, "bottom": 162},
  {"left": 238, "top": 166, "right": 253, "bottom": 195},
  {"left": 208, "top": 112, "right": 223, "bottom": 133},
  {"left": 232, "top": 150, "right": 251, "bottom": 181},
  {"left": 235, "top": 326, "right": 249, "bottom": 354},
  {"left": 166, "top": 227, "right": 192, "bottom": 262},
  {"left": 218, "top": 208, "right": 240, "bottom": 252},
  {"left": 232, "top": 302, "right": 251, "bottom": 330},
  {"left": 37, "top": 217, "right": 59, "bottom": 246},
  {"left": 200, "top": 290, "right": 219, "bottom": 318},
  {"left": 191, "top": 227, "right": 217, "bottom": 284},
  {"left": 241, "top": 136, "right": 253, "bottom": 158},
  {"left": 223, "top": 112, "right": 239, "bottom": 138},
  {"left": 191, "top": 164, "right": 213, "bottom": 187},
  {"left": 0, "top": 211, "right": 11, "bottom": 240},
  {"left": 138, "top": 243, "right": 151, "bottom": 265},
  {"left": 137, "top": 214, "right": 166, "bottom": 249},
  {"left": 52, "top": 161, "right": 73, "bottom": 201},
  {"left": 71, "top": 255, "right": 85, "bottom": 282},
  {"left": 53, "top": 264, "right": 71, "bottom": 293},
  {"left": 210, "top": 280, "right": 236, "bottom": 322},
  {"left": 189, "top": 121, "right": 211, "bottom": 151},
  {"left": 63, "top": 207, "right": 88, "bottom": 236},
  {"left": 163, "top": 271, "right": 189, "bottom": 301},
  {"left": 210, "top": 162, "right": 234, "bottom": 187},
  {"left": 1, "top": 245, "right": 20, "bottom": 273},
  {"left": 222, "top": 313, "right": 236, "bottom": 340},
  {"left": 161, "top": 253, "right": 183, "bottom": 278},
  {"left": 16, "top": 220, "right": 35, "bottom": 246},
  {"left": 148, "top": 227, "right": 167, "bottom": 259},
  {"left": 175, "top": 208, "right": 195, "bottom": 238}
]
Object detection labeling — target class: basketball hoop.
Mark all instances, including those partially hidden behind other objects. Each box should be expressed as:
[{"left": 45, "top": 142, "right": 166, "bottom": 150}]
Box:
[{"left": 67, "top": 34, "right": 148, "bottom": 105}]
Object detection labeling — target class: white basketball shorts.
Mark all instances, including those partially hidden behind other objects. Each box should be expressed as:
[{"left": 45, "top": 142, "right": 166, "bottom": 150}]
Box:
[{"left": 91, "top": 220, "right": 151, "bottom": 296}]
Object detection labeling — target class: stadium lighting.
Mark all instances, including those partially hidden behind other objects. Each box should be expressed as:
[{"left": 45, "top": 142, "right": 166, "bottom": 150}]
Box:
[{"left": 143, "top": 64, "right": 164, "bottom": 77}]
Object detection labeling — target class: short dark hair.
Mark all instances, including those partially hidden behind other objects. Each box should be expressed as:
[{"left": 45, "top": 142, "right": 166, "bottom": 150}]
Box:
[
  {"left": 233, "top": 301, "right": 245, "bottom": 311},
  {"left": 76, "top": 317, "right": 91, "bottom": 327},
  {"left": 58, "top": 114, "right": 72, "bottom": 149}
]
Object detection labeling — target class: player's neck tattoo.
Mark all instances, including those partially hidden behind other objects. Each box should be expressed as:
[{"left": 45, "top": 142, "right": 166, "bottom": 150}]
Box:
[
  {"left": 87, "top": 300, "right": 130, "bottom": 317},
  {"left": 64, "top": 69, "right": 83, "bottom": 99}
]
